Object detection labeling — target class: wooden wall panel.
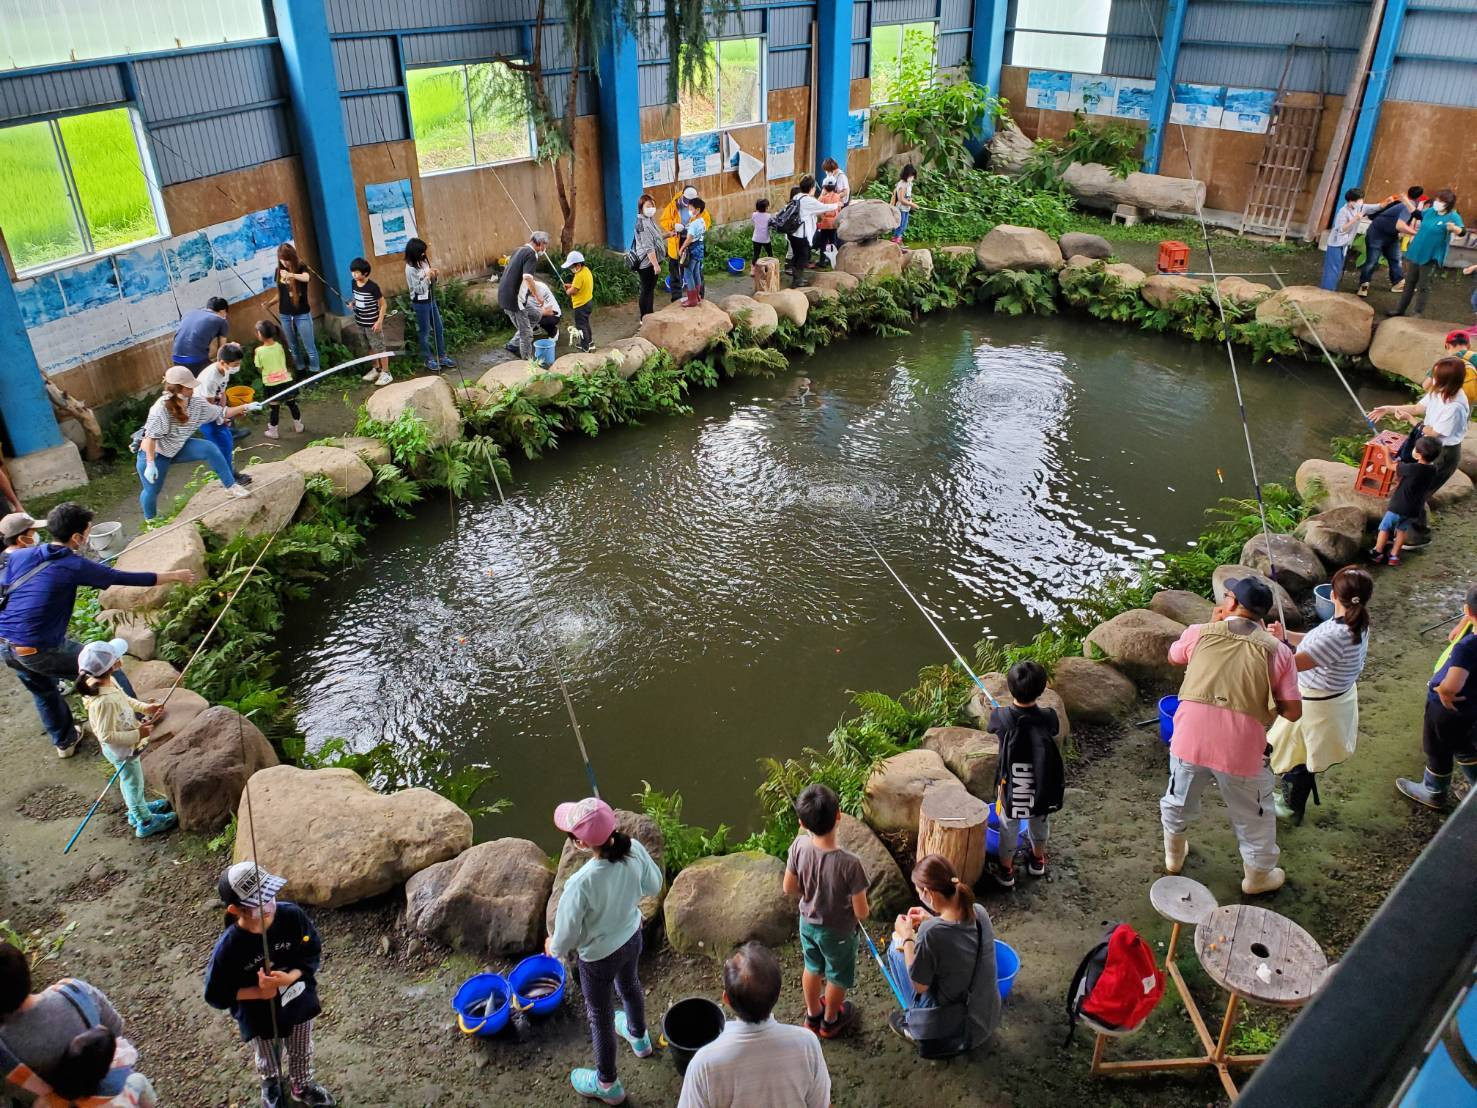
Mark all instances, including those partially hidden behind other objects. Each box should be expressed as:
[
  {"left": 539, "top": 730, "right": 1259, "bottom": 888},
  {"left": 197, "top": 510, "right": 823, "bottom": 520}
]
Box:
[
  {"left": 1363, "top": 100, "right": 1477, "bottom": 212},
  {"left": 843, "top": 78, "right": 909, "bottom": 190},
  {"left": 349, "top": 140, "right": 426, "bottom": 294}
]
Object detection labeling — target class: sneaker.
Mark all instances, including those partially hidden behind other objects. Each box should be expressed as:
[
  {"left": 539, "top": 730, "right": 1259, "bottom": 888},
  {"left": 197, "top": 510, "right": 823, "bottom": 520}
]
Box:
[
  {"left": 292, "top": 1082, "right": 336, "bottom": 1107},
  {"left": 264, "top": 424, "right": 279, "bottom": 439},
  {"left": 818, "top": 1000, "right": 857, "bottom": 1039},
  {"left": 1356, "top": 282, "right": 1370, "bottom": 298},
  {"left": 375, "top": 372, "right": 393, "bottom": 386},
  {"left": 570, "top": 1068, "right": 625, "bottom": 1104},
  {"left": 986, "top": 858, "right": 1016, "bottom": 889},
  {"left": 292, "top": 419, "right": 304, "bottom": 433},
  {"left": 887, "top": 1009, "right": 915, "bottom": 1043},
  {"left": 134, "top": 811, "right": 178, "bottom": 839},
  {"left": 801, "top": 1009, "right": 823, "bottom": 1034},
  {"left": 234, "top": 472, "right": 253, "bottom": 486},
  {"left": 361, "top": 367, "right": 379, "bottom": 381},
  {"left": 127, "top": 798, "right": 175, "bottom": 829},
  {"left": 227, "top": 483, "right": 253, "bottom": 500},
  {"left": 260, "top": 1079, "right": 290, "bottom": 1108},
  {"left": 613, "top": 1010, "right": 653, "bottom": 1058},
  {"left": 1367, "top": 547, "right": 1387, "bottom": 565},
  {"left": 56, "top": 738, "right": 80, "bottom": 759},
  {"left": 1387, "top": 553, "right": 1402, "bottom": 567},
  {"left": 1026, "top": 851, "right": 1048, "bottom": 877},
  {"left": 425, "top": 361, "right": 441, "bottom": 372},
  {"left": 438, "top": 357, "right": 457, "bottom": 369},
  {"left": 1391, "top": 279, "right": 1406, "bottom": 292}
]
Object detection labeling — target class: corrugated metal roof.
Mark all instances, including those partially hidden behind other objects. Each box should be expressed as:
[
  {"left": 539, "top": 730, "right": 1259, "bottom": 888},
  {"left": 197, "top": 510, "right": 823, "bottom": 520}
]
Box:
[
  {"left": 134, "top": 45, "right": 284, "bottom": 124},
  {"left": 770, "top": 47, "right": 811, "bottom": 88},
  {"left": 333, "top": 37, "right": 400, "bottom": 92},
  {"left": 874, "top": 0, "right": 940, "bottom": 24},
  {"left": 151, "top": 105, "right": 292, "bottom": 184}
]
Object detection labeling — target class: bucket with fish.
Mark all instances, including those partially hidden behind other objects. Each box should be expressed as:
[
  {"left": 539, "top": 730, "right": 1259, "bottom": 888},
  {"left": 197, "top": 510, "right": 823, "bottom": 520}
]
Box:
[
  {"left": 452, "top": 972, "right": 511, "bottom": 1037},
  {"left": 509, "top": 954, "right": 567, "bottom": 1017}
]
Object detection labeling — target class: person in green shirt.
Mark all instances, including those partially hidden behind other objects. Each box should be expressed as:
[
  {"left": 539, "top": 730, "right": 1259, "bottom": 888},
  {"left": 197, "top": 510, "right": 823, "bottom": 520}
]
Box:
[{"left": 1393, "top": 189, "right": 1465, "bottom": 318}]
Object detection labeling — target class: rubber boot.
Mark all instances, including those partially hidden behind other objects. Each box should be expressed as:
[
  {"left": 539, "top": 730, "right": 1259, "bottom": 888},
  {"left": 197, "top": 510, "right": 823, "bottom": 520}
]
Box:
[
  {"left": 1163, "top": 830, "right": 1188, "bottom": 875},
  {"left": 1396, "top": 768, "right": 1451, "bottom": 810},
  {"left": 1241, "top": 863, "right": 1286, "bottom": 895}
]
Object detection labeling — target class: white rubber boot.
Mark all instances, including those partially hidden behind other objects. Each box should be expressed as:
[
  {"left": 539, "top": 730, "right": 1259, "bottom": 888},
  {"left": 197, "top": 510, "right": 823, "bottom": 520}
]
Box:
[
  {"left": 1240, "top": 863, "right": 1286, "bottom": 895},
  {"left": 1163, "top": 831, "right": 1188, "bottom": 875}
]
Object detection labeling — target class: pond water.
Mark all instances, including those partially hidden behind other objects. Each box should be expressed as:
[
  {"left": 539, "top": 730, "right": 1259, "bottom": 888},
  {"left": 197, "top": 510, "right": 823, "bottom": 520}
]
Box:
[{"left": 283, "top": 310, "right": 1404, "bottom": 848}]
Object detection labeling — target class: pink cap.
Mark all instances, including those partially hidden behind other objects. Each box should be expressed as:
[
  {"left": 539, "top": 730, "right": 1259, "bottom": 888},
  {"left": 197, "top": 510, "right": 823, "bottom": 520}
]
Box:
[{"left": 553, "top": 797, "right": 617, "bottom": 845}]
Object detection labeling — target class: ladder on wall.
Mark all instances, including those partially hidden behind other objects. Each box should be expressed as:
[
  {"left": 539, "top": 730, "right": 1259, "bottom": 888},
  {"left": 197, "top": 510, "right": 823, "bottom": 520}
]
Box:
[{"left": 1240, "top": 38, "right": 1330, "bottom": 240}]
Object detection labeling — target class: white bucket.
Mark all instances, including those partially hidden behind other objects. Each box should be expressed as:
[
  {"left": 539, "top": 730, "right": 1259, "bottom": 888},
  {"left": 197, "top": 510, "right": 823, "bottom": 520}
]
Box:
[{"left": 88, "top": 522, "right": 122, "bottom": 552}]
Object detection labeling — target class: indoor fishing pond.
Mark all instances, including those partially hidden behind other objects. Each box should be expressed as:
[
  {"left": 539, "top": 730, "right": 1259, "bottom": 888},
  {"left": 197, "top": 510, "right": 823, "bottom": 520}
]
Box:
[{"left": 282, "top": 310, "right": 1407, "bottom": 848}]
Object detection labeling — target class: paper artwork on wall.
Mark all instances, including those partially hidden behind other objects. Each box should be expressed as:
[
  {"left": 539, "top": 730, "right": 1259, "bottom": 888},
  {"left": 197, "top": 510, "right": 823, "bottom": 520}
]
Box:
[
  {"left": 1169, "top": 83, "right": 1226, "bottom": 128},
  {"left": 677, "top": 131, "right": 723, "bottom": 179},
  {"left": 1112, "top": 80, "right": 1154, "bottom": 121},
  {"left": 365, "top": 179, "right": 417, "bottom": 257},
  {"left": 1025, "top": 70, "right": 1072, "bottom": 111},
  {"left": 766, "top": 119, "right": 796, "bottom": 180},
  {"left": 846, "top": 109, "right": 869, "bottom": 151},
  {"left": 1070, "top": 74, "right": 1118, "bottom": 115},
  {"left": 16, "top": 202, "right": 293, "bottom": 375},
  {"left": 1220, "top": 87, "right": 1276, "bottom": 134},
  {"left": 723, "top": 133, "right": 763, "bottom": 188},
  {"left": 640, "top": 139, "right": 676, "bottom": 188}
]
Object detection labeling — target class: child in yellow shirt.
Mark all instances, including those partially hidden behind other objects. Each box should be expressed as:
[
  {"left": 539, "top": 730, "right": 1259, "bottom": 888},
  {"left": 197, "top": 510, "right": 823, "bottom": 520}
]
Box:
[{"left": 563, "top": 252, "right": 595, "bottom": 353}]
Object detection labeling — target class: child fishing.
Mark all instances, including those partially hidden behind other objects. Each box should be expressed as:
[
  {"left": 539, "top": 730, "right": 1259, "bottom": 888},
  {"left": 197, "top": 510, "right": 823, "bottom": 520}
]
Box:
[
  {"left": 254, "top": 320, "right": 302, "bottom": 441},
  {"left": 890, "top": 164, "right": 918, "bottom": 245},
  {"left": 562, "top": 250, "right": 595, "bottom": 352},
  {"left": 987, "top": 660, "right": 1065, "bottom": 887},
  {"left": 74, "top": 637, "right": 176, "bottom": 839},
  {"left": 1370, "top": 435, "right": 1443, "bottom": 567},
  {"left": 204, "top": 862, "right": 334, "bottom": 1108},
  {"left": 678, "top": 198, "right": 708, "bottom": 308}
]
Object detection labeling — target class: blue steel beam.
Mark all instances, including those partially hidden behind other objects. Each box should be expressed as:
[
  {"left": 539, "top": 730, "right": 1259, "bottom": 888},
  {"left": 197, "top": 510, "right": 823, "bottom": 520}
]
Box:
[
  {"left": 1341, "top": 0, "right": 1409, "bottom": 197},
  {"left": 1142, "top": 0, "right": 1189, "bottom": 173},
  {"left": 0, "top": 270, "right": 64, "bottom": 456},
  {"left": 972, "top": 0, "right": 1007, "bottom": 140},
  {"left": 597, "top": 11, "right": 643, "bottom": 249},
  {"left": 815, "top": 0, "right": 853, "bottom": 173}
]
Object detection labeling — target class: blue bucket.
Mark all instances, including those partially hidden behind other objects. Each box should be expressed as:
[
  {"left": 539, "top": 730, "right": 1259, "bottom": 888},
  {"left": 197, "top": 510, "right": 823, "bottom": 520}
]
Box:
[
  {"left": 1314, "top": 583, "right": 1334, "bottom": 623},
  {"left": 985, "top": 801, "right": 1002, "bottom": 857},
  {"left": 995, "top": 940, "right": 1020, "bottom": 999},
  {"left": 1158, "top": 695, "right": 1179, "bottom": 745},
  {"left": 452, "top": 973, "right": 511, "bottom": 1037},
  {"left": 532, "top": 338, "right": 557, "bottom": 367},
  {"left": 509, "top": 954, "right": 566, "bottom": 1016},
  {"left": 726, "top": 256, "right": 745, "bottom": 273}
]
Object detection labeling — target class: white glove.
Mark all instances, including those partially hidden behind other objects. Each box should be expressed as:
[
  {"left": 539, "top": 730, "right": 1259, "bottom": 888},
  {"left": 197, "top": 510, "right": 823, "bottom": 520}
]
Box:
[
  {"left": 248, "top": 401, "right": 267, "bottom": 412},
  {"left": 144, "top": 461, "right": 158, "bottom": 483}
]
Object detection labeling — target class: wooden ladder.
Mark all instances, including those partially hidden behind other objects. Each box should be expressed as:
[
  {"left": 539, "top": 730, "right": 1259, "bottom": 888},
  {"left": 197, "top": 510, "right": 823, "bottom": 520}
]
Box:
[{"left": 1240, "top": 39, "right": 1330, "bottom": 240}]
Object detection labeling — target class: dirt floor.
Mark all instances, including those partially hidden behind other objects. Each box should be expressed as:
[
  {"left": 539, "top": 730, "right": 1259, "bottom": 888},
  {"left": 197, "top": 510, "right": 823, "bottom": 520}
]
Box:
[{"left": 3, "top": 229, "right": 1472, "bottom": 1107}]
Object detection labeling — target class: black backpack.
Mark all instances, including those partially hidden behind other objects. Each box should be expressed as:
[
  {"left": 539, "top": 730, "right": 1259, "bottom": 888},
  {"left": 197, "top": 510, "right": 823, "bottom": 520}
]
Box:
[{"left": 770, "top": 197, "right": 803, "bottom": 236}]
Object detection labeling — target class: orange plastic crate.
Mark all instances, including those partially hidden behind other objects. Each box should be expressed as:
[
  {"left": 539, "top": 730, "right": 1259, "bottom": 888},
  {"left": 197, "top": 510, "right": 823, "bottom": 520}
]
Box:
[
  {"left": 1157, "top": 240, "right": 1190, "bottom": 274},
  {"left": 1355, "top": 431, "right": 1407, "bottom": 498}
]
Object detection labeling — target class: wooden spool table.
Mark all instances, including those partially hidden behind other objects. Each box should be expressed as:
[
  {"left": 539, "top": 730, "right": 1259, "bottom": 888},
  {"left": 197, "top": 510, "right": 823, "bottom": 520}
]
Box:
[{"left": 1091, "top": 889, "right": 1326, "bottom": 1101}]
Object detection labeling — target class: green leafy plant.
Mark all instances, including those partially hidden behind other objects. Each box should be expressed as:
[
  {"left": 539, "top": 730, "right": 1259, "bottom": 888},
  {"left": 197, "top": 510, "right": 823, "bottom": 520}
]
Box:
[
  {"left": 636, "top": 782, "right": 731, "bottom": 877},
  {"left": 980, "top": 269, "right": 1059, "bottom": 316},
  {"left": 206, "top": 814, "right": 238, "bottom": 854},
  {"left": 283, "top": 735, "right": 510, "bottom": 822},
  {"left": 0, "top": 919, "right": 77, "bottom": 971},
  {"left": 861, "top": 168, "right": 1074, "bottom": 244},
  {"left": 355, "top": 408, "right": 436, "bottom": 470},
  {"left": 1329, "top": 433, "right": 1367, "bottom": 467},
  {"left": 1019, "top": 111, "right": 1144, "bottom": 191},
  {"left": 874, "top": 32, "right": 998, "bottom": 175}
]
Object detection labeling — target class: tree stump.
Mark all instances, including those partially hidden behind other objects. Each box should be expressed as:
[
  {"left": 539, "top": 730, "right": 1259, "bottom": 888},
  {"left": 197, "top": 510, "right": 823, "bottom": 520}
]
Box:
[
  {"left": 752, "top": 257, "right": 780, "bottom": 294},
  {"left": 916, "top": 784, "right": 988, "bottom": 888}
]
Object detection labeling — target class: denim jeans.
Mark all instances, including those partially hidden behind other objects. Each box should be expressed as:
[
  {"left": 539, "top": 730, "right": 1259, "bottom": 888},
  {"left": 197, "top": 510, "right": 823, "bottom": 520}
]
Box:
[
  {"left": 896, "top": 208, "right": 912, "bottom": 239},
  {"left": 137, "top": 436, "right": 234, "bottom": 519},
  {"left": 5, "top": 642, "right": 136, "bottom": 747},
  {"left": 1358, "top": 233, "right": 1403, "bottom": 287},
  {"left": 888, "top": 942, "right": 937, "bottom": 1013},
  {"left": 1319, "top": 244, "right": 1347, "bottom": 291},
  {"left": 683, "top": 244, "right": 705, "bottom": 293},
  {"left": 281, "top": 313, "right": 321, "bottom": 374},
  {"left": 412, "top": 298, "right": 447, "bottom": 363},
  {"left": 198, "top": 419, "right": 235, "bottom": 474},
  {"left": 504, "top": 307, "right": 536, "bottom": 359}
]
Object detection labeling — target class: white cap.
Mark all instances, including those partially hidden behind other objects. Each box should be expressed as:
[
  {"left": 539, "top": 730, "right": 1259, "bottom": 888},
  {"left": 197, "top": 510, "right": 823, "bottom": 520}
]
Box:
[
  {"left": 0, "top": 512, "right": 40, "bottom": 541},
  {"left": 562, "top": 251, "right": 585, "bottom": 268},
  {"left": 682, "top": 186, "right": 698, "bottom": 200},
  {"left": 78, "top": 637, "right": 129, "bottom": 677},
  {"left": 163, "top": 365, "right": 197, "bottom": 387},
  {"left": 219, "top": 860, "right": 287, "bottom": 908}
]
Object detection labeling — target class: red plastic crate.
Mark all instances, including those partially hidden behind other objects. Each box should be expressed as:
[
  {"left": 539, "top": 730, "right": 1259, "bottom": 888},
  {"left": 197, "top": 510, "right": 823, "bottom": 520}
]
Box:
[
  {"left": 1157, "top": 241, "right": 1190, "bottom": 274},
  {"left": 1355, "top": 431, "right": 1407, "bottom": 498}
]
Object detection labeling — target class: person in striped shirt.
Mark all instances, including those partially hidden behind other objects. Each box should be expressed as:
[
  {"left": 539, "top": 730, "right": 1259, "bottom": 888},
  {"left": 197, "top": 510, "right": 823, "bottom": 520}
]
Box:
[{"left": 350, "top": 258, "right": 392, "bottom": 387}]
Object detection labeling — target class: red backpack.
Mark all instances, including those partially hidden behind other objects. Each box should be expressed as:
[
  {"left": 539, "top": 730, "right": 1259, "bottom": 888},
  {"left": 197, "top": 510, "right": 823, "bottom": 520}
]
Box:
[{"left": 1064, "top": 923, "right": 1165, "bottom": 1044}]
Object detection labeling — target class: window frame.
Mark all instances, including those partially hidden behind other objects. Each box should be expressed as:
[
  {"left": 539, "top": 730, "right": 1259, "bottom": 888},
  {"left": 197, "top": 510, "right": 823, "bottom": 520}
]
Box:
[
  {"left": 869, "top": 21, "right": 939, "bottom": 108},
  {"left": 678, "top": 35, "right": 768, "bottom": 137},
  {"left": 405, "top": 59, "right": 539, "bottom": 178},
  {"left": 3, "top": 105, "right": 171, "bottom": 280}
]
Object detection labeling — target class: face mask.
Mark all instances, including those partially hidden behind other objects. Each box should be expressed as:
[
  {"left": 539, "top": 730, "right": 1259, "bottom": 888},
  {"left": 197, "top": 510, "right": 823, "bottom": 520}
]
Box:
[
  {"left": 643, "top": 205, "right": 656, "bottom": 217},
  {"left": 1435, "top": 202, "right": 1449, "bottom": 213}
]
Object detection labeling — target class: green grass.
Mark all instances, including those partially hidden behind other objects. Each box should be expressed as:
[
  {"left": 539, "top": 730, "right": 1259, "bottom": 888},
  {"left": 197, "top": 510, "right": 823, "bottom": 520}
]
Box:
[
  {"left": 0, "top": 108, "right": 159, "bottom": 271},
  {"left": 679, "top": 37, "right": 762, "bottom": 134},
  {"left": 408, "top": 63, "right": 532, "bottom": 173},
  {"left": 871, "top": 23, "right": 936, "bottom": 106}
]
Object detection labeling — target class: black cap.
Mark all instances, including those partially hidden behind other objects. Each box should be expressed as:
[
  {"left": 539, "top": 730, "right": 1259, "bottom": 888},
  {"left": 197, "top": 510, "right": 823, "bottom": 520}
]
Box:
[{"left": 1224, "top": 576, "right": 1274, "bottom": 620}]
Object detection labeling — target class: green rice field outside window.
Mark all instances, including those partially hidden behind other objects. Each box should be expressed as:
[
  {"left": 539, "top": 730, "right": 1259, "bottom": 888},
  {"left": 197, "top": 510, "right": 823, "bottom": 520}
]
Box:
[
  {"left": 407, "top": 62, "right": 536, "bottom": 175},
  {"left": 870, "top": 23, "right": 937, "bottom": 106},
  {"left": 679, "top": 37, "right": 765, "bottom": 135},
  {"left": 0, "top": 107, "right": 166, "bottom": 274}
]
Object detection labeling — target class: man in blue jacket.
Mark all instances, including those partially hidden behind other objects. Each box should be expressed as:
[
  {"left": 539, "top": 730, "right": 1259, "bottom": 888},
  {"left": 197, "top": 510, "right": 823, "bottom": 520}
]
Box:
[{"left": 0, "top": 502, "right": 196, "bottom": 756}]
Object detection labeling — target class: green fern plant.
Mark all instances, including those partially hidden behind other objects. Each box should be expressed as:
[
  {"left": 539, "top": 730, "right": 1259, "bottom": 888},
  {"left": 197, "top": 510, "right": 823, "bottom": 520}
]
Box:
[{"left": 979, "top": 269, "right": 1059, "bottom": 316}]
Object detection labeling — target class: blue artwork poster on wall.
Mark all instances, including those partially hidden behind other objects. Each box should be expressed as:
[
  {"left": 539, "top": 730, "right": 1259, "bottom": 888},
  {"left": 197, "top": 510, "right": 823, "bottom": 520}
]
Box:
[
  {"left": 15, "top": 274, "right": 65, "bottom": 329},
  {"left": 1220, "top": 88, "right": 1275, "bottom": 134},
  {"left": 676, "top": 132, "right": 722, "bottom": 179},
  {"left": 364, "top": 180, "right": 416, "bottom": 256},
  {"left": 640, "top": 139, "right": 676, "bottom": 188},
  {"left": 846, "top": 109, "right": 869, "bottom": 150},
  {"left": 1170, "top": 83, "right": 1226, "bottom": 128},
  {"left": 1025, "top": 70, "right": 1072, "bottom": 111},
  {"left": 765, "top": 119, "right": 795, "bottom": 180},
  {"left": 1113, "top": 80, "right": 1154, "bottom": 121},
  {"left": 1069, "top": 75, "right": 1117, "bottom": 115}
]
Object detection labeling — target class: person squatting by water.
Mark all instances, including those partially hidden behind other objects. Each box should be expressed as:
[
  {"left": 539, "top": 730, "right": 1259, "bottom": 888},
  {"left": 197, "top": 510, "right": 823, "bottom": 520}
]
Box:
[
  {"left": 498, "top": 231, "right": 551, "bottom": 360},
  {"left": 137, "top": 367, "right": 261, "bottom": 520}
]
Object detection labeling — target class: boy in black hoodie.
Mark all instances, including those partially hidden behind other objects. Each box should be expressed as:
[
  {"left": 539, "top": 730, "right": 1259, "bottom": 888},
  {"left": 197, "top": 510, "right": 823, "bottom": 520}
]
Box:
[
  {"left": 204, "top": 861, "right": 334, "bottom": 1108},
  {"left": 987, "top": 660, "right": 1065, "bottom": 888}
]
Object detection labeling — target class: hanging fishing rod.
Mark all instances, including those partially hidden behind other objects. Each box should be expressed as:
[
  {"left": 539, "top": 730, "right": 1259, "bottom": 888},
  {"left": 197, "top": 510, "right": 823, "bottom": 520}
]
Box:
[
  {"left": 862, "top": 537, "right": 1001, "bottom": 709},
  {"left": 1421, "top": 612, "right": 1466, "bottom": 636},
  {"left": 859, "top": 922, "right": 909, "bottom": 1010},
  {"left": 1266, "top": 267, "right": 1379, "bottom": 433},
  {"left": 258, "top": 351, "right": 389, "bottom": 406}
]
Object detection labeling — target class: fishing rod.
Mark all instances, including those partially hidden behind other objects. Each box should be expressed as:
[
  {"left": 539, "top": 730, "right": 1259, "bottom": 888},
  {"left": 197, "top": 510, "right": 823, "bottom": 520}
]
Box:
[
  {"left": 259, "top": 351, "right": 390, "bottom": 406},
  {"left": 862, "top": 537, "right": 1001, "bottom": 709},
  {"left": 1421, "top": 612, "right": 1465, "bottom": 636},
  {"left": 859, "top": 922, "right": 909, "bottom": 1010}
]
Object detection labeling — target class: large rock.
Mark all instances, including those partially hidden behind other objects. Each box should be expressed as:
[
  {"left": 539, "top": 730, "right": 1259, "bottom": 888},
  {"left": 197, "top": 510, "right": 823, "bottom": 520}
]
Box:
[
  {"left": 1083, "top": 608, "right": 1187, "bottom": 685},
  {"left": 835, "top": 199, "right": 900, "bottom": 243},
  {"left": 1295, "top": 459, "right": 1386, "bottom": 523},
  {"left": 809, "top": 269, "right": 859, "bottom": 292},
  {"left": 1150, "top": 590, "right": 1214, "bottom": 627},
  {"left": 405, "top": 838, "right": 554, "bottom": 958},
  {"left": 286, "top": 445, "right": 372, "bottom": 498},
  {"left": 1368, "top": 316, "right": 1453, "bottom": 385},
  {"left": 1211, "top": 565, "right": 1304, "bottom": 630},
  {"left": 1050, "top": 657, "right": 1137, "bottom": 723},
  {"left": 1256, "top": 287, "right": 1374, "bottom": 356},
  {"left": 920, "top": 727, "right": 999, "bottom": 800},
  {"left": 756, "top": 289, "right": 808, "bottom": 327},
  {"left": 477, "top": 362, "right": 536, "bottom": 393},
  {"left": 1059, "top": 232, "right": 1112, "bottom": 260},
  {"left": 1105, "top": 262, "right": 1148, "bottom": 290},
  {"left": 549, "top": 350, "right": 620, "bottom": 379},
  {"left": 328, "top": 436, "right": 391, "bottom": 468},
  {"left": 610, "top": 336, "right": 659, "bottom": 378},
  {"left": 717, "top": 295, "right": 779, "bottom": 338},
  {"left": 1217, "top": 276, "right": 1272, "bottom": 307},
  {"left": 974, "top": 225, "right": 1064, "bottom": 273},
  {"left": 965, "top": 673, "right": 1073, "bottom": 741},
  {"left": 987, "top": 121, "right": 1037, "bottom": 176},
  {"left": 98, "top": 609, "right": 156, "bottom": 661},
  {"left": 1240, "top": 533, "right": 1329, "bottom": 596},
  {"left": 1460, "top": 436, "right": 1477, "bottom": 480},
  {"left": 364, "top": 375, "right": 462, "bottom": 446},
  {"left": 547, "top": 809, "right": 665, "bottom": 934},
  {"left": 801, "top": 285, "right": 838, "bottom": 305},
  {"left": 903, "top": 248, "right": 934, "bottom": 277},
  {"left": 636, "top": 299, "right": 733, "bottom": 364},
  {"left": 142, "top": 706, "right": 278, "bottom": 833},
  {"left": 97, "top": 522, "right": 206, "bottom": 612},
  {"left": 862, "top": 748, "right": 959, "bottom": 837},
  {"left": 663, "top": 852, "right": 795, "bottom": 957},
  {"left": 1432, "top": 467, "right": 1475, "bottom": 509},
  {"left": 133, "top": 686, "right": 208, "bottom": 746},
  {"left": 233, "top": 765, "right": 472, "bottom": 908},
  {"left": 1061, "top": 161, "right": 1206, "bottom": 215},
  {"left": 1295, "top": 507, "right": 1368, "bottom": 568},
  {"left": 522, "top": 373, "right": 565, "bottom": 401},
  {"left": 184, "top": 461, "right": 306, "bottom": 541},
  {"left": 455, "top": 386, "right": 492, "bottom": 409},
  {"left": 835, "top": 813, "right": 910, "bottom": 918},
  {"left": 121, "top": 658, "right": 183, "bottom": 691},
  {"left": 1141, "top": 274, "right": 1205, "bottom": 309},
  {"left": 836, "top": 240, "right": 904, "bottom": 279}
]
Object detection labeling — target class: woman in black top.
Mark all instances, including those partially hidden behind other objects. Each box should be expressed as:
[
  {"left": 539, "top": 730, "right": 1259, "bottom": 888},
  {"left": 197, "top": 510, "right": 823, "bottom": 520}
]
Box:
[{"left": 276, "top": 243, "right": 320, "bottom": 376}]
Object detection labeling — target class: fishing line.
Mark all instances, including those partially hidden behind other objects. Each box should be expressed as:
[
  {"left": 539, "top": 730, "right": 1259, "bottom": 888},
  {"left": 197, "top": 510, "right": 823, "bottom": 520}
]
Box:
[{"left": 1266, "top": 266, "right": 1379, "bottom": 432}]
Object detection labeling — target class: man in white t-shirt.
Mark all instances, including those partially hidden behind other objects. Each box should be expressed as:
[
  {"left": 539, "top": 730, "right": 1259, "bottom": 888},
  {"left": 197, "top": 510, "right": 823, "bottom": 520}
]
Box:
[
  {"left": 678, "top": 943, "right": 830, "bottom": 1108},
  {"left": 504, "top": 280, "right": 562, "bottom": 354}
]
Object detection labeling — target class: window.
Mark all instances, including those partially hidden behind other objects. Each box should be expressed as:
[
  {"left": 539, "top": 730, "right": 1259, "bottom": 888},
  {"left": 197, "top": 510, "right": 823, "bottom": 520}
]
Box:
[
  {"left": 1008, "top": 0, "right": 1111, "bottom": 74},
  {"left": 0, "top": 107, "right": 165, "bottom": 274},
  {"left": 0, "top": 0, "right": 268, "bottom": 69},
  {"left": 407, "top": 62, "right": 535, "bottom": 174},
  {"left": 870, "top": 22, "right": 937, "bottom": 106},
  {"left": 678, "top": 37, "right": 765, "bottom": 135}
]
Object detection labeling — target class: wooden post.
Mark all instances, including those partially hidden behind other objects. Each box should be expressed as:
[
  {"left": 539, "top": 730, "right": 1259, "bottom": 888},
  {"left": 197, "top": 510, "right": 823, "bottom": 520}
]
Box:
[
  {"left": 917, "top": 785, "right": 988, "bottom": 887},
  {"left": 752, "top": 257, "right": 780, "bottom": 294}
]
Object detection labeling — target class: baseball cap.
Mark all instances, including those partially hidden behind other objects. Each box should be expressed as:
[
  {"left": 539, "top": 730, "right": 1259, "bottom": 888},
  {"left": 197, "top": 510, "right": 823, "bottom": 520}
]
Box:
[
  {"left": 682, "top": 186, "right": 698, "bottom": 200},
  {"left": 1223, "top": 576, "right": 1274, "bottom": 620},
  {"left": 219, "top": 860, "right": 287, "bottom": 908},
  {"left": 1445, "top": 329, "right": 1470, "bottom": 345},
  {"left": 563, "top": 250, "right": 585, "bottom": 268},
  {"left": 77, "top": 637, "right": 129, "bottom": 677},
  {"left": 163, "top": 365, "right": 198, "bottom": 387},
  {"left": 553, "top": 797, "right": 617, "bottom": 845},
  {"left": 0, "top": 512, "right": 40, "bottom": 541}
]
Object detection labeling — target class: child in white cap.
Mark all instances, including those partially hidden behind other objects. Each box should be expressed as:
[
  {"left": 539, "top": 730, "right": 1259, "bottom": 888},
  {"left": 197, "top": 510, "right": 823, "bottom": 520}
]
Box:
[
  {"left": 74, "top": 637, "right": 176, "bottom": 839},
  {"left": 562, "top": 250, "right": 595, "bottom": 352}
]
